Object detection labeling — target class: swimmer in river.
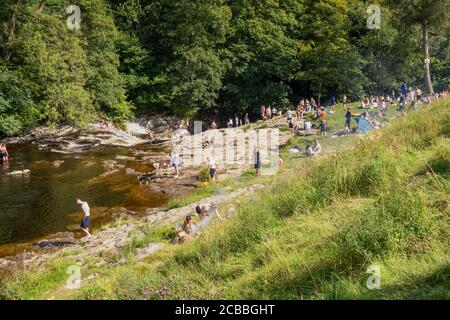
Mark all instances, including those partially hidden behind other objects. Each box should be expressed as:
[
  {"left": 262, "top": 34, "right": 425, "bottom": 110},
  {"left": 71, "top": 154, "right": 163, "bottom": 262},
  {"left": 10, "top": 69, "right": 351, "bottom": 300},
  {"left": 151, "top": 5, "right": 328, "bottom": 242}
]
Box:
[{"left": 76, "top": 198, "right": 92, "bottom": 238}]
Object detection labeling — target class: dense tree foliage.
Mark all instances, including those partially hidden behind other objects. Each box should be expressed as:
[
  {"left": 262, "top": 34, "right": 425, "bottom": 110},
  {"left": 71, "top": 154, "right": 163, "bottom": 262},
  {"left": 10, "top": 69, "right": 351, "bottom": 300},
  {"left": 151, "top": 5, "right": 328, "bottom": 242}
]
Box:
[{"left": 0, "top": 0, "right": 448, "bottom": 135}]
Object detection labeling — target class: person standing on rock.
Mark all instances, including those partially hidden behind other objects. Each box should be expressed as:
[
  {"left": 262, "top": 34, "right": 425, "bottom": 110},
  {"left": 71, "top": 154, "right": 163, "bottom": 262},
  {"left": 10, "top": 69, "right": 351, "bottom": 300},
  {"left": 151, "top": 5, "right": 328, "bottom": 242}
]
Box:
[
  {"left": 345, "top": 108, "right": 352, "bottom": 134},
  {"left": 207, "top": 156, "right": 218, "bottom": 181},
  {"left": 244, "top": 113, "right": 250, "bottom": 125},
  {"left": 266, "top": 106, "right": 272, "bottom": 120},
  {"left": 260, "top": 105, "right": 266, "bottom": 121},
  {"left": 76, "top": 198, "right": 92, "bottom": 238},
  {"left": 171, "top": 152, "right": 182, "bottom": 179}
]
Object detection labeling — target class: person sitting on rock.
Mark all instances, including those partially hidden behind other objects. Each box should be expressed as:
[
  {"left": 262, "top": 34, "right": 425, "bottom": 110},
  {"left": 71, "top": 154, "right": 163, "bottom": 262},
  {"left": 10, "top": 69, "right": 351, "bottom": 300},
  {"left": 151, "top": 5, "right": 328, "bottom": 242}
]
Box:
[
  {"left": 311, "top": 140, "right": 322, "bottom": 156},
  {"left": 304, "top": 120, "right": 313, "bottom": 132},
  {"left": 305, "top": 140, "right": 322, "bottom": 157},
  {"left": 173, "top": 215, "right": 197, "bottom": 244},
  {"left": 195, "top": 203, "right": 219, "bottom": 221},
  {"left": 100, "top": 120, "right": 109, "bottom": 131}
]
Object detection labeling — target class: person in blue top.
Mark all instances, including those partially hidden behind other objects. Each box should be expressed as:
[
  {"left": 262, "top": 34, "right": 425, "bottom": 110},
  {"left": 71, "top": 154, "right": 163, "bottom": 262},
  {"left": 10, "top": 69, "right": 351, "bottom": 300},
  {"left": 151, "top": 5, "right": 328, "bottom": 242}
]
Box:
[
  {"left": 401, "top": 82, "right": 408, "bottom": 98},
  {"left": 329, "top": 96, "right": 336, "bottom": 106}
]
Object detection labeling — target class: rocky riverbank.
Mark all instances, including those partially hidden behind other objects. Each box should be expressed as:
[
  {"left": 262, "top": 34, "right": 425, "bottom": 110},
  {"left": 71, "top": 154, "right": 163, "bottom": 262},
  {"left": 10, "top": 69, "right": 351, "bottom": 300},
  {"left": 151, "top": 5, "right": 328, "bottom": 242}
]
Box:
[
  {"left": 0, "top": 184, "right": 265, "bottom": 279},
  {"left": 4, "top": 116, "right": 189, "bottom": 153},
  {"left": 0, "top": 114, "right": 293, "bottom": 277}
]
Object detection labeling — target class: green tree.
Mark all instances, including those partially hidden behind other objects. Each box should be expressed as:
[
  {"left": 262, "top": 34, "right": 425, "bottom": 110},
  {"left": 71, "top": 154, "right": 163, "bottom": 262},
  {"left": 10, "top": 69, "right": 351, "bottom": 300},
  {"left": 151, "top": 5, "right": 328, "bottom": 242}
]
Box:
[
  {"left": 391, "top": 0, "right": 450, "bottom": 94},
  {"left": 140, "top": 0, "right": 231, "bottom": 117},
  {"left": 14, "top": 3, "right": 94, "bottom": 126},
  {"left": 294, "top": 0, "right": 366, "bottom": 101},
  {"left": 0, "top": 64, "right": 37, "bottom": 135},
  {"left": 219, "top": 0, "right": 303, "bottom": 112},
  {"left": 78, "top": 0, "right": 133, "bottom": 121}
]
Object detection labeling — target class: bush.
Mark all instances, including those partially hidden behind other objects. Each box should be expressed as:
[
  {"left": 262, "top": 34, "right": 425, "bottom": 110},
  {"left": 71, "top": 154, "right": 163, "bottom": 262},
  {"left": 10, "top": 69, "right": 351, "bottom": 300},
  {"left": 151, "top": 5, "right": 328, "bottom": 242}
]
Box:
[
  {"left": 199, "top": 166, "right": 211, "bottom": 182},
  {"left": 0, "top": 115, "right": 23, "bottom": 136}
]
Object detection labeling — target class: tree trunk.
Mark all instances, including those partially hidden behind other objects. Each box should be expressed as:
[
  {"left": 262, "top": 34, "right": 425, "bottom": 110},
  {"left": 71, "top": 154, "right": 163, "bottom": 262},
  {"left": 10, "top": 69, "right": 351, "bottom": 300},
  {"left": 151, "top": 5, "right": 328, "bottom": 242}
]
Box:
[
  {"left": 4, "top": 0, "right": 21, "bottom": 62},
  {"left": 422, "top": 23, "right": 434, "bottom": 95}
]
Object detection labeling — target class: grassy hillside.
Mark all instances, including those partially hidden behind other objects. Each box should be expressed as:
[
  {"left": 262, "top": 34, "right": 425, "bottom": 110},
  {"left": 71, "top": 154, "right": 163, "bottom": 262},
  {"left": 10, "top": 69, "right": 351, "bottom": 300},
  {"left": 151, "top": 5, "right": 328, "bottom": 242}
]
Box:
[{"left": 1, "top": 100, "right": 449, "bottom": 300}]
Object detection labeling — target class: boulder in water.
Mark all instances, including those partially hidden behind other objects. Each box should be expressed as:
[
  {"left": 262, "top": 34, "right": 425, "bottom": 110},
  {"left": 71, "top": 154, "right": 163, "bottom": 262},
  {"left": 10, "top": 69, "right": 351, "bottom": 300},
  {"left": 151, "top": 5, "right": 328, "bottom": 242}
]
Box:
[
  {"left": 34, "top": 240, "right": 76, "bottom": 248},
  {"left": 7, "top": 169, "right": 30, "bottom": 176}
]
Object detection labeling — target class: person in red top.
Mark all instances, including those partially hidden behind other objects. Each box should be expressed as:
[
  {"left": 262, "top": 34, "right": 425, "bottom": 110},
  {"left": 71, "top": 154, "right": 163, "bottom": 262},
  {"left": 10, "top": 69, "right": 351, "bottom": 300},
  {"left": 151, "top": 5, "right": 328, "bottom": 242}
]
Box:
[{"left": 320, "top": 107, "right": 327, "bottom": 120}]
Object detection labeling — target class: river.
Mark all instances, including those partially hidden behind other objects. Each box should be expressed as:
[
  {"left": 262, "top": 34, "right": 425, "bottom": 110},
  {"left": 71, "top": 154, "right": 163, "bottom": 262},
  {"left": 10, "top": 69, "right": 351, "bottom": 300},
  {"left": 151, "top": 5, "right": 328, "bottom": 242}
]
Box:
[{"left": 0, "top": 143, "right": 171, "bottom": 257}]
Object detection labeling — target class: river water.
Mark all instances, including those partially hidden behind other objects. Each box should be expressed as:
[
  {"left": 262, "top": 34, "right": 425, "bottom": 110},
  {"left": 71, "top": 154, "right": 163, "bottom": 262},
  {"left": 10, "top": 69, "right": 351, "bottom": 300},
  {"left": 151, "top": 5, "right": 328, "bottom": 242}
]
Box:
[{"left": 0, "top": 143, "right": 170, "bottom": 257}]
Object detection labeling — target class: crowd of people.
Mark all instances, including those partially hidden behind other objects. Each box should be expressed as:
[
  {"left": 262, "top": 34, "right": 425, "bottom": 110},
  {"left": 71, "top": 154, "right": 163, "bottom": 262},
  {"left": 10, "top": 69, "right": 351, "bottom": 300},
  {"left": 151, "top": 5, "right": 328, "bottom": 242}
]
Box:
[
  {"left": 284, "top": 97, "right": 332, "bottom": 137},
  {"left": 80, "top": 85, "right": 449, "bottom": 243},
  {"left": 70, "top": 83, "right": 448, "bottom": 244},
  {"left": 77, "top": 85, "right": 450, "bottom": 243},
  {"left": 224, "top": 112, "right": 252, "bottom": 128},
  {"left": 361, "top": 84, "right": 449, "bottom": 115},
  {"left": 3, "top": 82, "right": 446, "bottom": 244}
]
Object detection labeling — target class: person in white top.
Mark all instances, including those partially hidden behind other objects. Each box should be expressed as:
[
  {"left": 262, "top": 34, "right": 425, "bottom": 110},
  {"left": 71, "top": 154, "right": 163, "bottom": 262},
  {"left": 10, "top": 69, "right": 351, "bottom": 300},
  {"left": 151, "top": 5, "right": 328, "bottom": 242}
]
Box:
[
  {"left": 170, "top": 153, "right": 182, "bottom": 178},
  {"left": 207, "top": 156, "right": 218, "bottom": 181},
  {"left": 286, "top": 109, "right": 293, "bottom": 121},
  {"left": 76, "top": 198, "right": 92, "bottom": 237}
]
